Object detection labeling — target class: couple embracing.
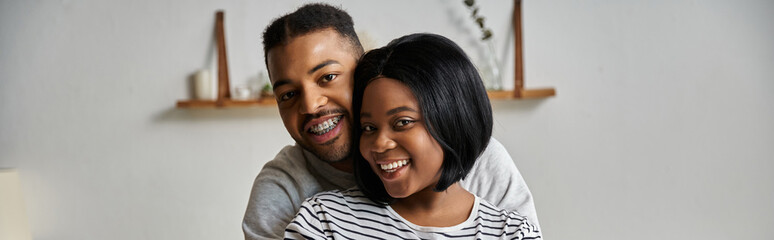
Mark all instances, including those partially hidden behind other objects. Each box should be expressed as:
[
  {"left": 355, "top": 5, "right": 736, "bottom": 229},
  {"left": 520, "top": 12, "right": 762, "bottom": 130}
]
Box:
[{"left": 243, "top": 3, "right": 541, "bottom": 240}]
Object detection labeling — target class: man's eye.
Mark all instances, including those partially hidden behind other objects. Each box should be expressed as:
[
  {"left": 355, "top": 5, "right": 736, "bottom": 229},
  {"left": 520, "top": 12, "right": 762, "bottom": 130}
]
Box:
[
  {"left": 321, "top": 74, "right": 337, "bottom": 82},
  {"left": 280, "top": 91, "right": 296, "bottom": 101}
]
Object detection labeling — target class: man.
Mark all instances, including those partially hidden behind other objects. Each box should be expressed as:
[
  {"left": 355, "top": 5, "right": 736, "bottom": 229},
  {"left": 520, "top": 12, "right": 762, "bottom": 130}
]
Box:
[{"left": 243, "top": 3, "right": 539, "bottom": 239}]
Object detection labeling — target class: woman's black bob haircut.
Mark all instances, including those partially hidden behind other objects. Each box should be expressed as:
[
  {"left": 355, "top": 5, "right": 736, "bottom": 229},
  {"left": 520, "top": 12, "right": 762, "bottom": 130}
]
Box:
[{"left": 353, "top": 33, "right": 493, "bottom": 204}]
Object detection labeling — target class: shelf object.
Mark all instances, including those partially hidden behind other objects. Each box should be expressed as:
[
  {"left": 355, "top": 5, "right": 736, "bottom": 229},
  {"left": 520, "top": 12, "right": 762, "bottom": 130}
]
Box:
[{"left": 512, "top": 0, "right": 555, "bottom": 99}]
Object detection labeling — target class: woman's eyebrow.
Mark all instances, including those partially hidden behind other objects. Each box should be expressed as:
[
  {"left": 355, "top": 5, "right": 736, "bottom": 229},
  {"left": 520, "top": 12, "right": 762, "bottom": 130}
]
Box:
[{"left": 386, "top": 106, "right": 416, "bottom": 116}]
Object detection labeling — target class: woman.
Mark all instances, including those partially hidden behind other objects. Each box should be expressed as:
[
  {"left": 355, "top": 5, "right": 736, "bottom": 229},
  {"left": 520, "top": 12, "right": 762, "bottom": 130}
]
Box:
[{"left": 285, "top": 33, "right": 541, "bottom": 239}]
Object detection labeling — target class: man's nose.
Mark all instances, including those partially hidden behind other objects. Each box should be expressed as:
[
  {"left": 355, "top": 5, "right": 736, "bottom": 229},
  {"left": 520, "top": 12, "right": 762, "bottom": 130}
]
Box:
[{"left": 298, "top": 87, "right": 328, "bottom": 114}]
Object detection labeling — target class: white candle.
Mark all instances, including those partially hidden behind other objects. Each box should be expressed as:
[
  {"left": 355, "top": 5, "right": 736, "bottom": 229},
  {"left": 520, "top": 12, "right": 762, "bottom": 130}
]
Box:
[{"left": 194, "top": 69, "right": 215, "bottom": 100}]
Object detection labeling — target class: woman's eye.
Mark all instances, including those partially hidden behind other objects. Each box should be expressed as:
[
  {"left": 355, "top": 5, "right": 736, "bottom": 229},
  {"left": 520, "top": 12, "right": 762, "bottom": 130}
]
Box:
[
  {"left": 280, "top": 91, "right": 296, "bottom": 101},
  {"left": 395, "top": 119, "right": 414, "bottom": 127},
  {"left": 361, "top": 125, "right": 375, "bottom": 132},
  {"left": 321, "top": 74, "right": 337, "bottom": 83}
]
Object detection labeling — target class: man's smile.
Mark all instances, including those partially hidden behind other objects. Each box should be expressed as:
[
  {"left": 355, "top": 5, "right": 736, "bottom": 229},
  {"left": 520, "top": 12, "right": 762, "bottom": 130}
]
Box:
[
  {"left": 301, "top": 112, "right": 347, "bottom": 145},
  {"left": 307, "top": 115, "right": 343, "bottom": 135}
]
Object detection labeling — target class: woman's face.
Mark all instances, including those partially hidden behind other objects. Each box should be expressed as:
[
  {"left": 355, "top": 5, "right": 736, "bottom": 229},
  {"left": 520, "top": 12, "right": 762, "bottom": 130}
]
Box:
[{"left": 359, "top": 77, "right": 444, "bottom": 198}]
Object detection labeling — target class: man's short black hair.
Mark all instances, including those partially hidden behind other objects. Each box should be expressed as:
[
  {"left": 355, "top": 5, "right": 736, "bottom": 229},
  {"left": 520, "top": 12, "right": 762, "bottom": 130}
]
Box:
[
  {"left": 262, "top": 3, "right": 363, "bottom": 68},
  {"left": 352, "top": 33, "right": 494, "bottom": 204}
]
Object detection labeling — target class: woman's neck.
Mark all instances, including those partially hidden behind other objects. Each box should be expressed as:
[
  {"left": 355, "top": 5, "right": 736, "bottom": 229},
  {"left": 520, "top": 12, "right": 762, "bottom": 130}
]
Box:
[{"left": 390, "top": 183, "right": 475, "bottom": 227}]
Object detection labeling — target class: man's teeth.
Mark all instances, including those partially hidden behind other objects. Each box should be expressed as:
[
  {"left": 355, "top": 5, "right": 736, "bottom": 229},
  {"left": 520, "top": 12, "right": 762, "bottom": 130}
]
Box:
[
  {"left": 380, "top": 159, "right": 410, "bottom": 173},
  {"left": 308, "top": 116, "right": 342, "bottom": 135}
]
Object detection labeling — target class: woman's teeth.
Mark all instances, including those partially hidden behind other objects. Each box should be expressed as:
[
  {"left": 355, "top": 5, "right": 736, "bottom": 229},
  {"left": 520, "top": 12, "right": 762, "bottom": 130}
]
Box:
[
  {"left": 380, "top": 159, "right": 409, "bottom": 173},
  {"left": 308, "top": 116, "right": 342, "bottom": 135}
]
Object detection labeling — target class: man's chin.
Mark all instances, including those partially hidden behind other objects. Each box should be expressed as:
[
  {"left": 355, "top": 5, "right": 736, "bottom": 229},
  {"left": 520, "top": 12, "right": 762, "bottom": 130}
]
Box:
[{"left": 299, "top": 140, "right": 351, "bottom": 163}]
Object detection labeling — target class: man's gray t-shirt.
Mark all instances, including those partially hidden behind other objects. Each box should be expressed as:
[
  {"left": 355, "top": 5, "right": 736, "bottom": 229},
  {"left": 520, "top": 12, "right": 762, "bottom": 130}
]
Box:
[{"left": 242, "top": 137, "right": 539, "bottom": 240}]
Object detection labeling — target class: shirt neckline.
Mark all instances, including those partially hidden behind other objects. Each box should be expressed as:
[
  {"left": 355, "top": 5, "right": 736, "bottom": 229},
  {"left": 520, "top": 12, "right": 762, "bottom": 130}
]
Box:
[{"left": 385, "top": 196, "right": 480, "bottom": 233}]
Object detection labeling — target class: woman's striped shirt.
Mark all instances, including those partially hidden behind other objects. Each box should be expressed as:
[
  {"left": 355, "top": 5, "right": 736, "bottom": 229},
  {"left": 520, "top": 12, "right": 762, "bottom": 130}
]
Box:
[{"left": 284, "top": 188, "right": 541, "bottom": 240}]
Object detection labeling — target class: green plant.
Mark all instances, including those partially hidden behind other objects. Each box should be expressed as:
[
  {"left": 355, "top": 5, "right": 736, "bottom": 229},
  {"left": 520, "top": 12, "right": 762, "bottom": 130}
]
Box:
[
  {"left": 464, "top": 0, "right": 493, "bottom": 40},
  {"left": 261, "top": 83, "right": 273, "bottom": 96}
]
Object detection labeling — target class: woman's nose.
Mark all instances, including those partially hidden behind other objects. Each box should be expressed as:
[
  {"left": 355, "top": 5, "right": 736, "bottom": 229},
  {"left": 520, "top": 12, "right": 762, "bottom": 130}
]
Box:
[{"left": 372, "top": 131, "right": 397, "bottom": 153}]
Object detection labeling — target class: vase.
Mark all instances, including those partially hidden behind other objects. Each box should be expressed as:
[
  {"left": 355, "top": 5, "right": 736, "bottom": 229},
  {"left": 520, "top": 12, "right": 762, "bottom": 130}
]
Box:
[{"left": 480, "top": 39, "right": 502, "bottom": 90}]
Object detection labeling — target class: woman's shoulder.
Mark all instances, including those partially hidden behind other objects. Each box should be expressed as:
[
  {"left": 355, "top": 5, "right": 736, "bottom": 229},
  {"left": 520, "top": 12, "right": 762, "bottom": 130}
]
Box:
[
  {"left": 477, "top": 197, "right": 524, "bottom": 220},
  {"left": 476, "top": 197, "right": 541, "bottom": 235},
  {"left": 304, "top": 187, "right": 385, "bottom": 210}
]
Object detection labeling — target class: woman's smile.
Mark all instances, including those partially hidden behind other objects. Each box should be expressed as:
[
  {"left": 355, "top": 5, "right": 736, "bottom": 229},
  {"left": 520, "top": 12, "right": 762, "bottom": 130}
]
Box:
[
  {"left": 379, "top": 159, "right": 410, "bottom": 173},
  {"left": 375, "top": 158, "right": 412, "bottom": 181}
]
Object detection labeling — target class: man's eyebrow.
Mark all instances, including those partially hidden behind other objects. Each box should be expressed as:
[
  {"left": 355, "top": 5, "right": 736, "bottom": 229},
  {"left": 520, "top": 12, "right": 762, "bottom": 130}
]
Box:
[
  {"left": 308, "top": 60, "right": 340, "bottom": 75},
  {"left": 271, "top": 60, "right": 340, "bottom": 89},
  {"left": 272, "top": 79, "right": 290, "bottom": 89},
  {"left": 386, "top": 106, "right": 417, "bottom": 116},
  {"left": 360, "top": 112, "right": 371, "bottom": 118}
]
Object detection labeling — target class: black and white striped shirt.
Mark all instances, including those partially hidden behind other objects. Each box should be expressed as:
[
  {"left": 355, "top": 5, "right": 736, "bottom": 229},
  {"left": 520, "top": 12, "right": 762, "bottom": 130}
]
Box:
[{"left": 285, "top": 188, "right": 541, "bottom": 239}]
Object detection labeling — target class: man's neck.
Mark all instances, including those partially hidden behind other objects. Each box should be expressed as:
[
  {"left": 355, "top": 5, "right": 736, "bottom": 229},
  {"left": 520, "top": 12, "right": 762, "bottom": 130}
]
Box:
[
  {"left": 327, "top": 158, "right": 354, "bottom": 173},
  {"left": 390, "top": 183, "right": 475, "bottom": 227}
]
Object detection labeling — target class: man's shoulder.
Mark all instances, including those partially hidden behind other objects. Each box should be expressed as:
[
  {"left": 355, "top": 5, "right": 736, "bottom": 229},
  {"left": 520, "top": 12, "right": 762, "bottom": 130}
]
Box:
[
  {"left": 262, "top": 144, "right": 308, "bottom": 170},
  {"left": 243, "top": 145, "right": 326, "bottom": 240},
  {"left": 252, "top": 144, "right": 318, "bottom": 192},
  {"left": 477, "top": 137, "right": 510, "bottom": 162},
  {"left": 469, "top": 137, "right": 515, "bottom": 175},
  {"left": 257, "top": 145, "right": 312, "bottom": 176}
]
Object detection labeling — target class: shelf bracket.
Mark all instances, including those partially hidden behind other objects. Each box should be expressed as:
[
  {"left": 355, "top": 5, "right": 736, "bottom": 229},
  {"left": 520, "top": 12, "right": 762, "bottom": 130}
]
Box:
[
  {"left": 216, "top": 11, "right": 231, "bottom": 101},
  {"left": 513, "top": 0, "right": 555, "bottom": 99}
]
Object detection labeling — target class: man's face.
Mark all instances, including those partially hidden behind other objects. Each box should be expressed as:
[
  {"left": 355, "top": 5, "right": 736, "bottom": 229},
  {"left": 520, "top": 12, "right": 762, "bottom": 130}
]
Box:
[{"left": 267, "top": 29, "right": 357, "bottom": 164}]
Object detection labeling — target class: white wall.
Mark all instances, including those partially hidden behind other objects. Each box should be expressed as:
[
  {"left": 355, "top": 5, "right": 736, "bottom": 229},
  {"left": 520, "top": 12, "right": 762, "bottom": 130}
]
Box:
[{"left": 1, "top": 0, "right": 772, "bottom": 239}]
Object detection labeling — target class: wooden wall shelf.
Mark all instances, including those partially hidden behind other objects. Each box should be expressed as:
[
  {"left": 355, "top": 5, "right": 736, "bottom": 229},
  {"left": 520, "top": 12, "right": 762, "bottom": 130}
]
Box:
[
  {"left": 177, "top": 87, "right": 555, "bottom": 109},
  {"left": 176, "top": 98, "right": 276, "bottom": 108},
  {"left": 177, "top": 2, "right": 554, "bottom": 109},
  {"left": 487, "top": 88, "right": 556, "bottom": 100}
]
